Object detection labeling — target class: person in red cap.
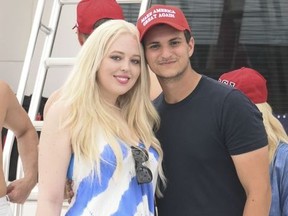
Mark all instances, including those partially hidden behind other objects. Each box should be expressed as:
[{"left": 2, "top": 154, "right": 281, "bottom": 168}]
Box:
[
  {"left": 218, "top": 67, "right": 268, "bottom": 104},
  {"left": 0, "top": 80, "right": 38, "bottom": 215},
  {"left": 219, "top": 67, "right": 288, "bottom": 216},
  {"left": 74, "top": 0, "right": 124, "bottom": 45},
  {"left": 137, "top": 4, "right": 271, "bottom": 216}
]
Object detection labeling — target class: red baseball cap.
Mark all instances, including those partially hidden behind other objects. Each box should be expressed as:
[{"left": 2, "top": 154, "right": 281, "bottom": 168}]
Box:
[
  {"left": 76, "top": 0, "right": 124, "bottom": 34},
  {"left": 219, "top": 67, "right": 268, "bottom": 104},
  {"left": 136, "top": 4, "right": 191, "bottom": 41}
]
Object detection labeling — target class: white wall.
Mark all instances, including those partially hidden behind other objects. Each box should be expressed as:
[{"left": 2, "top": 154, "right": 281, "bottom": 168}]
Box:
[
  {"left": 0, "top": 0, "right": 35, "bottom": 92},
  {"left": 0, "top": 0, "right": 81, "bottom": 97}
]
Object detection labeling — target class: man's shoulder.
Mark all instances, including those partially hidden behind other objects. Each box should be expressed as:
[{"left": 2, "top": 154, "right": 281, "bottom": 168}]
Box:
[
  {"left": 0, "top": 80, "right": 12, "bottom": 97},
  {"left": 0, "top": 81, "right": 20, "bottom": 112},
  {"left": 198, "top": 75, "right": 243, "bottom": 104},
  {"left": 199, "top": 75, "right": 235, "bottom": 95},
  {"left": 0, "top": 80, "right": 9, "bottom": 88}
]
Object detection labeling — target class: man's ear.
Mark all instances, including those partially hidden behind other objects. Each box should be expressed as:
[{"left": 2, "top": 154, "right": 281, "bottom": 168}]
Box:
[
  {"left": 77, "top": 31, "right": 86, "bottom": 46},
  {"left": 188, "top": 37, "right": 195, "bottom": 58}
]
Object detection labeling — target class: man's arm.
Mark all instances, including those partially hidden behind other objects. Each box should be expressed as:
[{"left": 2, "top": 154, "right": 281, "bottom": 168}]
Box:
[
  {"left": 232, "top": 146, "right": 271, "bottom": 216},
  {"left": 2, "top": 81, "right": 38, "bottom": 203}
]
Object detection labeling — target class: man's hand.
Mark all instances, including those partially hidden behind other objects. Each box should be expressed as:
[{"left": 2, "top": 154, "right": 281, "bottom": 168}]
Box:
[
  {"left": 64, "top": 179, "right": 74, "bottom": 203},
  {"left": 6, "top": 177, "right": 36, "bottom": 204}
]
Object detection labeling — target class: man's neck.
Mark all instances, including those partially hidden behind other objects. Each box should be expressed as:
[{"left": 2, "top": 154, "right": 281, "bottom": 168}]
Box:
[{"left": 159, "top": 69, "right": 201, "bottom": 104}]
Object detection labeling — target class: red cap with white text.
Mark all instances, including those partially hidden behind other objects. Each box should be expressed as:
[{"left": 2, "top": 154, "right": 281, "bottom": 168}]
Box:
[
  {"left": 219, "top": 67, "right": 268, "bottom": 104},
  {"left": 136, "top": 4, "right": 191, "bottom": 41}
]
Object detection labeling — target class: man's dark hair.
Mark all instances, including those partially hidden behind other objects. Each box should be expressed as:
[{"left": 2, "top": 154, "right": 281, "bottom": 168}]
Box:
[
  {"left": 82, "top": 18, "right": 112, "bottom": 40},
  {"left": 184, "top": 29, "right": 192, "bottom": 43},
  {"left": 93, "top": 18, "right": 112, "bottom": 30}
]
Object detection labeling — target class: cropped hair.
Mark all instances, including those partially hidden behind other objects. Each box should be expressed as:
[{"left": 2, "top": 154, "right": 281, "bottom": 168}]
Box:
[
  {"left": 59, "top": 20, "right": 165, "bottom": 195},
  {"left": 81, "top": 18, "right": 112, "bottom": 40},
  {"left": 256, "top": 103, "right": 288, "bottom": 162},
  {"left": 184, "top": 29, "right": 192, "bottom": 43}
]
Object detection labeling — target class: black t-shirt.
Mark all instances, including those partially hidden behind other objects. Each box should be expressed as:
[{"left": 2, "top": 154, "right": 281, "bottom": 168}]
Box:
[{"left": 155, "top": 75, "right": 267, "bottom": 216}]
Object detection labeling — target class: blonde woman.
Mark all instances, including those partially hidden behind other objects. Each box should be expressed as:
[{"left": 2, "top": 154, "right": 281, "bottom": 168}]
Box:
[
  {"left": 43, "top": 0, "right": 162, "bottom": 119},
  {"left": 219, "top": 67, "right": 288, "bottom": 216},
  {"left": 36, "top": 20, "right": 165, "bottom": 216}
]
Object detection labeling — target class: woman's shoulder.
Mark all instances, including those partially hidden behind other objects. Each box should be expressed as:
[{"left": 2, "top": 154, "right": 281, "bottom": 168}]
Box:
[
  {"left": 43, "top": 96, "right": 69, "bottom": 132},
  {"left": 276, "top": 142, "right": 288, "bottom": 156},
  {"left": 274, "top": 142, "right": 288, "bottom": 166},
  {"left": 44, "top": 88, "right": 63, "bottom": 118}
]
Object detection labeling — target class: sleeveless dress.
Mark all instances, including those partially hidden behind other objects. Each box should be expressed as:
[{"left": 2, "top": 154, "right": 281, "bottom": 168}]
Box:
[{"left": 66, "top": 137, "right": 159, "bottom": 216}]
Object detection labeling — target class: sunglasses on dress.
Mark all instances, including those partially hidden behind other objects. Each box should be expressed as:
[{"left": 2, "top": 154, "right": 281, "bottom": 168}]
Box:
[{"left": 131, "top": 146, "right": 153, "bottom": 184}]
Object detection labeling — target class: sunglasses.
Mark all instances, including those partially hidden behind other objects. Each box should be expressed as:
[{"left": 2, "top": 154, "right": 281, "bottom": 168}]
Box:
[{"left": 131, "top": 146, "right": 153, "bottom": 184}]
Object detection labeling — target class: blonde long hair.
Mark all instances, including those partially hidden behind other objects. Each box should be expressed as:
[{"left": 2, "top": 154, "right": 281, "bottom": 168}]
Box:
[
  {"left": 57, "top": 20, "right": 165, "bottom": 193},
  {"left": 256, "top": 103, "right": 288, "bottom": 162}
]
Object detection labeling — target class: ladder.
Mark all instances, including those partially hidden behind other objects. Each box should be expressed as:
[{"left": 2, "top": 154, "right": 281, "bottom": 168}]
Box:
[{"left": 3, "top": 0, "right": 151, "bottom": 215}]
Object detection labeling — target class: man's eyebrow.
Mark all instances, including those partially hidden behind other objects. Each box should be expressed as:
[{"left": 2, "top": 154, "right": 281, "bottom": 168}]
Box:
[
  {"left": 145, "top": 41, "right": 159, "bottom": 46},
  {"left": 169, "top": 36, "right": 183, "bottom": 41},
  {"left": 146, "top": 36, "right": 182, "bottom": 44}
]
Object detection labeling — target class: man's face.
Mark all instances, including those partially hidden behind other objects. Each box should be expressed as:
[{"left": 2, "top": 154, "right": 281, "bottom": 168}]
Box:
[{"left": 143, "top": 25, "right": 194, "bottom": 81}]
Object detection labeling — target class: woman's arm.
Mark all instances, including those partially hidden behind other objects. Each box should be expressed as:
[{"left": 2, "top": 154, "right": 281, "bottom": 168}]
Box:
[{"left": 36, "top": 101, "right": 72, "bottom": 216}]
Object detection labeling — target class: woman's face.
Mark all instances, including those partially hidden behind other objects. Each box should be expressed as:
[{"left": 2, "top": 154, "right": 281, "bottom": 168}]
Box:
[{"left": 97, "top": 33, "right": 141, "bottom": 105}]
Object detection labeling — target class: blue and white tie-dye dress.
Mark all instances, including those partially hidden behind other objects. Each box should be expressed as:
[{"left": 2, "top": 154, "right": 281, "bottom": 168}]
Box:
[{"left": 66, "top": 138, "right": 159, "bottom": 216}]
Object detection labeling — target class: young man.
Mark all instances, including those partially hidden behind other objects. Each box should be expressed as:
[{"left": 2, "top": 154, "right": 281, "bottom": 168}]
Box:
[
  {"left": 137, "top": 4, "right": 271, "bottom": 216},
  {"left": 0, "top": 80, "right": 38, "bottom": 215}
]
